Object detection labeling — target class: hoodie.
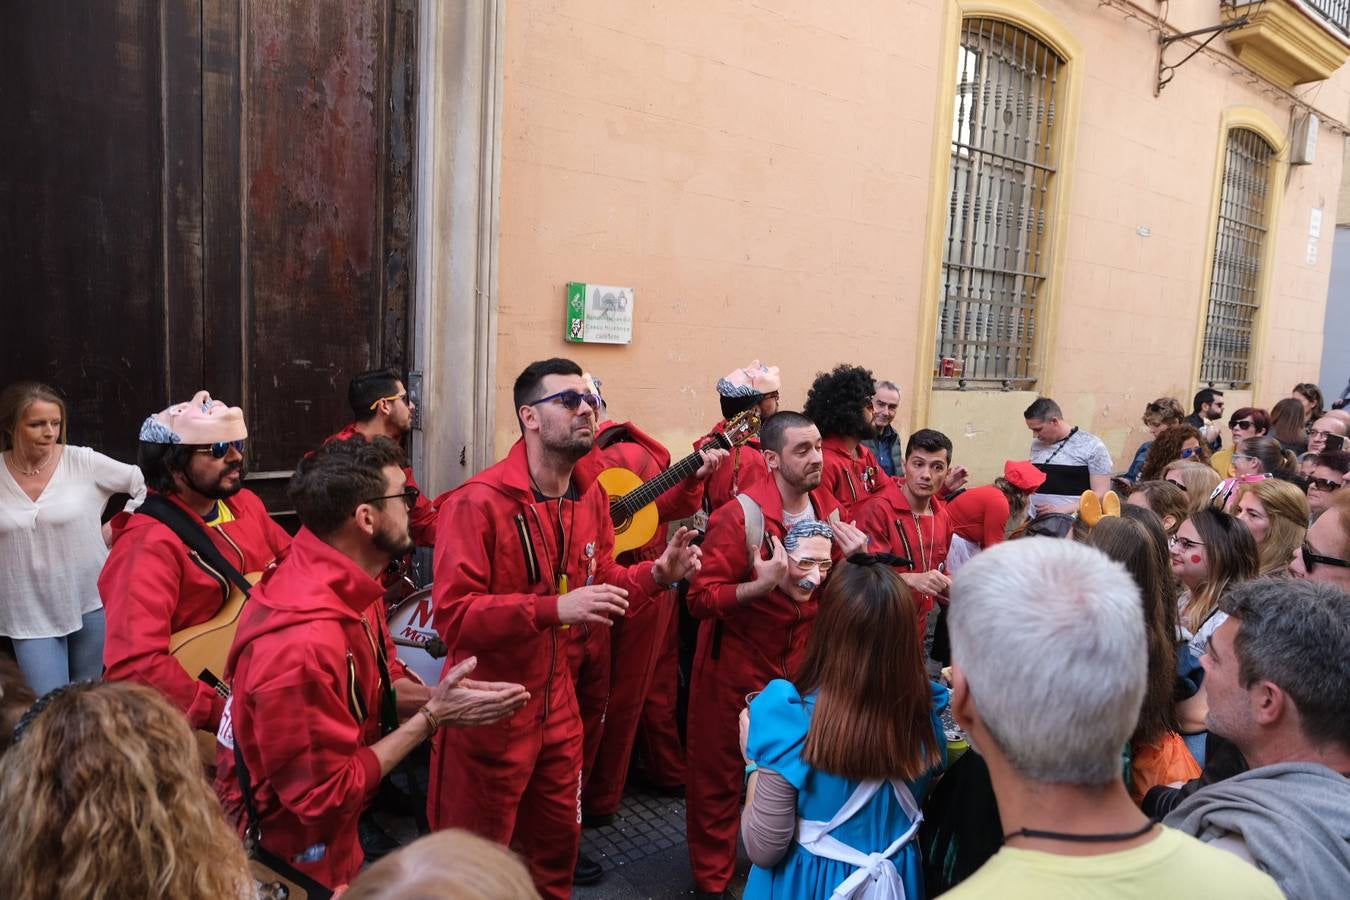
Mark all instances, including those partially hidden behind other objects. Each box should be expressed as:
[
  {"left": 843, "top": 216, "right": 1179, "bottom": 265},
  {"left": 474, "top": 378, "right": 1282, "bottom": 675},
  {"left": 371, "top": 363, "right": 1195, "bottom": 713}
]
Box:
[
  {"left": 99, "top": 488, "right": 291, "bottom": 730},
  {"left": 214, "top": 527, "right": 409, "bottom": 890}
]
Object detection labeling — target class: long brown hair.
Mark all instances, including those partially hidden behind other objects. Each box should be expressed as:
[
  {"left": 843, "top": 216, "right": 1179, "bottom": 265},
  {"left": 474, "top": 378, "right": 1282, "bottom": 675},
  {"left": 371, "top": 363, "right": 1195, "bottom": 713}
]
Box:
[
  {"left": 795, "top": 561, "right": 940, "bottom": 781},
  {"left": 1089, "top": 511, "right": 1180, "bottom": 745},
  {"left": 1179, "top": 508, "right": 1259, "bottom": 634},
  {"left": 1140, "top": 424, "right": 1211, "bottom": 482},
  {"left": 0, "top": 381, "right": 67, "bottom": 451},
  {"left": 0, "top": 682, "right": 253, "bottom": 900},
  {"left": 1269, "top": 398, "right": 1308, "bottom": 446},
  {"left": 1128, "top": 480, "right": 1189, "bottom": 536}
]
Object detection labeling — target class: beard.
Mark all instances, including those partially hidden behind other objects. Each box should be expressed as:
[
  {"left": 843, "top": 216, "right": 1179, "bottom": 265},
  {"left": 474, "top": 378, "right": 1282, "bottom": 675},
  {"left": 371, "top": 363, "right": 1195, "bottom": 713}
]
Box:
[
  {"left": 781, "top": 462, "right": 823, "bottom": 493},
  {"left": 374, "top": 521, "right": 415, "bottom": 560},
  {"left": 184, "top": 459, "right": 245, "bottom": 499},
  {"left": 855, "top": 419, "right": 879, "bottom": 440},
  {"left": 541, "top": 418, "right": 595, "bottom": 462}
]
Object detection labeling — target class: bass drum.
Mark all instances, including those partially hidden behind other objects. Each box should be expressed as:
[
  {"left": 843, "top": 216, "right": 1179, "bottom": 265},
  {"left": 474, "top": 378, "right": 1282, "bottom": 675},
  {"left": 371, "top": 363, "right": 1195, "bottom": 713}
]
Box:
[{"left": 387, "top": 587, "right": 445, "bottom": 686}]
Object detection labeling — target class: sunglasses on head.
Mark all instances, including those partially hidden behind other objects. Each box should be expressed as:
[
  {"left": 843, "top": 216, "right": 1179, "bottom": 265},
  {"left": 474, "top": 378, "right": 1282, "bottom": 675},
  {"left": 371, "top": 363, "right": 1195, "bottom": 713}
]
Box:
[
  {"left": 1301, "top": 541, "right": 1350, "bottom": 572},
  {"left": 194, "top": 439, "right": 245, "bottom": 458},
  {"left": 529, "top": 389, "right": 602, "bottom": 412},
  {"left": 361, "top": 485, "right": 420, "bottom": 511},
  {"left": 1309, "top": 477, "right": 1343, "bottom": 492}
]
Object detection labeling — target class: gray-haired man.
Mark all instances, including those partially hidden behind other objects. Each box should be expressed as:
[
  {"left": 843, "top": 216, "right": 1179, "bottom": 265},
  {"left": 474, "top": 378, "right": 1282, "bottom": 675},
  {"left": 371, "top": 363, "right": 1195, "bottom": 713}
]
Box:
[{"left": 863, "top": 379, "right": 903, "bottom": 477}]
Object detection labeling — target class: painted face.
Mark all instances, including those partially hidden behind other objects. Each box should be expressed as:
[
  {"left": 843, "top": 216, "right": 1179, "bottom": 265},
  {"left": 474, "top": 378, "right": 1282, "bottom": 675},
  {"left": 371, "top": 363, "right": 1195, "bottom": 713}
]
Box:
[
  {"left": 1026, "top": 416, "right": 1069, "bottom": 443},
  {"left": 780, "top": 535, "right": 833, "bottom": 603},
  {"left": 14, "top": 400, "right": 62, "bottom": 452},
  {"left": 1233, "top": 492, "right": 1271, "bottom": 546},
  {"left": 1169, "top": 518, "right": 1209, "bottom": 589},
  {"left": 1290, "top": 510, "right": 1350, "bottom": 588},
  {"left": 526, "top": 373, "right": 597, "bottom": 462},
  {"left": 371, "top": 465, "right": 415, "bottom": 559},
  {"left": 903, "top": 448, "right": 950, "bottom": 500},
  {"left": 872, "top": 386, "right": 900, "bottom": 429},
  {"left": 1201, "top": 617, "right": 1255, "bottom": 745},
  {"left": 1307, "top": 465, "right": 1344, "bottom": 517},
  {"left": 1232, "top": 452, "right": 1262, "bottom": 477},
  {"left": 767, "top": 424, "right": 824, "bottom": 493}
]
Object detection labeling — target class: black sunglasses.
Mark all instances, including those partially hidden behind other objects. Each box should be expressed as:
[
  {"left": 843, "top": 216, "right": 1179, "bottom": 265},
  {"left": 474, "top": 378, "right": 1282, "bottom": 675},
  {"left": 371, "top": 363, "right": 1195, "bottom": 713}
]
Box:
[
  {"left": 1301, "top": 541, "right": 1350, "bottom": 572},
  {"left": 1309, "top": 477, "right": 1343, "bottom": 492},
  {"left": 1230, "top": 419, "right": 1254, "bottom": 430},
  {"left": 361, "top": 485, "right": 420, "bottom": 510},
  {"left": 528, "top": 389, "right": 602, "bottom": 411},
  {"left": 194, "top": 439, "right": 246, "bottom": 459}
]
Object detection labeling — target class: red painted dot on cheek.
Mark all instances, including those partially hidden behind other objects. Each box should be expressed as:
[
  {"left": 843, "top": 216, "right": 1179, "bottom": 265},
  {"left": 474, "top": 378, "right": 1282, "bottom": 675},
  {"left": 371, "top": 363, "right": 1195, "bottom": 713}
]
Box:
[{"left": 1190, "top": 554, "right": 1203, "bottom": 564}]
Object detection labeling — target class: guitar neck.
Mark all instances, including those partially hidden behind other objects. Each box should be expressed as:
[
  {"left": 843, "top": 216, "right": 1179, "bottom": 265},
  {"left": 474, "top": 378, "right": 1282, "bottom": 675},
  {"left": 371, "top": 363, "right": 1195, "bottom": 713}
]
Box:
[{"left": 610, "top": 433, "right": 732, "bottom": 521}]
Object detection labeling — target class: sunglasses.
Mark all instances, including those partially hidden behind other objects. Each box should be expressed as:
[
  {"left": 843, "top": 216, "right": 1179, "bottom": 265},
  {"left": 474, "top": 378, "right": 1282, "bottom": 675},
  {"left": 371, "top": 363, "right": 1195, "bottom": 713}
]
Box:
[
  {"left": 368, "top": 392, "right": 409, "bottom": 411},
  {"left": 528, "top": 389, "right": 603, "bottom": 412},
  {"left": 1179, "top": 447, "right": 1200, "bottom": 459},
  {"left": 789, "top": 556, "right": 833, "bottom": 574},
  {"left": 1309, "top": 477, "right": 1343, "bottom": 492},
  {"left": 1230, "top": 419, "right": 1254, "bottom": 430},
  {"left": 194, "top": 439, "right": 246, "bottom": 458},
  {"left": 1166, "top": 478, "right": 1188, "bottom": 490},
  {"left": 1301, "top": 541, "right": 1350, "bottom": 572},
  {"left": 361, "top": 485, "right": 420, "bottom": 511}
]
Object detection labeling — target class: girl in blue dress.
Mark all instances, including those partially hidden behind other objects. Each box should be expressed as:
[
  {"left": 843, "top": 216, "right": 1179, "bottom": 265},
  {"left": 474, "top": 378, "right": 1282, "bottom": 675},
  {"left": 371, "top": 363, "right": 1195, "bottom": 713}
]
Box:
[{"left": 739, "top": 555, "right": 948, "bottom": 899}]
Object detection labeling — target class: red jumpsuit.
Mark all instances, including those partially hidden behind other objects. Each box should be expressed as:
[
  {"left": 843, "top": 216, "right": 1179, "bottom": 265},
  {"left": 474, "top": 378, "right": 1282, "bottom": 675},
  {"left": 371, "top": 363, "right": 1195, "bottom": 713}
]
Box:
[
  {"left": 325, "top": 423, "right": 439, "bottom": 545},
  {"left": 820, "top": 434, "right": 883, "bottom": 512},
  {"left": 99, "top": 489, "right": 292, "bottom": 730},
  {"left": 214, "top": 528, "right": 413, "bottom": 889},
  {"left": 578, "top": 420, "right": 705, "bottom": 817},
  {"left": 427, "top": 439, "right": 665, "bottom": 900},
  {"left": 946, "top": 483, "right": 1011, "bottom": 548},
  {"left": 850, "top": 478, "right": 952, "bottom": 637},
  {"left": 702, "top": 433, "right": 769, "bottom": 513},
  {"left": 684, "top": 476, "right": 841, "bottom": 893}
]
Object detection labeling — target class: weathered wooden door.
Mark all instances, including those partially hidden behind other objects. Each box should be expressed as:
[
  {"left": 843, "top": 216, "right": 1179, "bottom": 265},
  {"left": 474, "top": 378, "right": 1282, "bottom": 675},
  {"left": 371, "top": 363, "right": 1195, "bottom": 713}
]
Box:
[{"left": 0, "top": 0, "right": 417, "bottom": 515}]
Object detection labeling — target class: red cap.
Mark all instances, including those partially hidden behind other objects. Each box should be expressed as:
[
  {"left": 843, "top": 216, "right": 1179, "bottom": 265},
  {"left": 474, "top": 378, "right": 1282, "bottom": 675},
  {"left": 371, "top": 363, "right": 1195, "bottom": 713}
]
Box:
[{"left": 1004, "top": 460, "right": 1046, "bottom": 492}]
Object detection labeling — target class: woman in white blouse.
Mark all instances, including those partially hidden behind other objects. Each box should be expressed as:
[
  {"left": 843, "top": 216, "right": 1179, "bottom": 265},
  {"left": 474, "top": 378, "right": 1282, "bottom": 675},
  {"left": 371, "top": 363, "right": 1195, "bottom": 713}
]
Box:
[{"left": 0, "top": 382, "right": 145, "bottom": 695}]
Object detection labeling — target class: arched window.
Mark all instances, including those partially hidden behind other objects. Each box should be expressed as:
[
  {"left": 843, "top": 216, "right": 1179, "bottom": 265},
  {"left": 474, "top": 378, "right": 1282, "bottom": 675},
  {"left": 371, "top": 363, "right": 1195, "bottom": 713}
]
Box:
[
  {"left": 937, "top": 18, "right": 1064, "bottom": 387},
  {"left": 1200, "top": 127, "right": 1276, "bottom": 388}
]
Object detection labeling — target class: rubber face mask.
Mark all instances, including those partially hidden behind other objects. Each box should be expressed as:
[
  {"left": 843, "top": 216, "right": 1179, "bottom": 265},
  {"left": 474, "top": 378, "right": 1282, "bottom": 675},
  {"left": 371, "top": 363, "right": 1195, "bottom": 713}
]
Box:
[{"left": 779, "top": 534, "right": 833, "bottom": 603}]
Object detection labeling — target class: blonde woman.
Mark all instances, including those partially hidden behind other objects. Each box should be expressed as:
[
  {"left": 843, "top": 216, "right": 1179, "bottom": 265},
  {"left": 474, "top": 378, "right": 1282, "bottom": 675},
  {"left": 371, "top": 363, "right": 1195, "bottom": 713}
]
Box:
[
  {"left": 343, "top": 830, "right": 540, "bottom": 899},
  {"left": 0, "top": 681, "right": 253, "bottom": 900},
  {"left": 0, "top": 382, "right": 145, "bottom": 694},
  {"left": 1161, "top": 460, "right": 1221, "bottom": 514},
  {"left": 1232, "top": 479, "right": 1309, "bottom": 577}
]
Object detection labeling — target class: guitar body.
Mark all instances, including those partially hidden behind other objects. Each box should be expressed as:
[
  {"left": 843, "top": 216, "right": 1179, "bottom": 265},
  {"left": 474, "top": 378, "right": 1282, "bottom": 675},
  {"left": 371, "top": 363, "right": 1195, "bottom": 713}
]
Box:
[
  {"left": 169, "top": 571, "right": 263, "bottom": 684},
  {"left": 598, "top": 467, "right": 660, "bottom": 556}
]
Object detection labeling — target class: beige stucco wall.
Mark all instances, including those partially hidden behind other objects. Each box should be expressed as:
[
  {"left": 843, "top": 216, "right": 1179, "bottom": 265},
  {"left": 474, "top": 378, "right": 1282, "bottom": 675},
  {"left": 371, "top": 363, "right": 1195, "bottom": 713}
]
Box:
[{"left": 487, "top": 0, "right": 1348, "bottom": 484}]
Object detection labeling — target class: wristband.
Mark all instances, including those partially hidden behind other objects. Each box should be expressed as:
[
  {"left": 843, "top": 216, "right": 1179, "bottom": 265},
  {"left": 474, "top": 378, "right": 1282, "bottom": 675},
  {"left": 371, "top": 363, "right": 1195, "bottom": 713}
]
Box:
[
  {"left": 419, "top": 705, "right": 441, "bottom": 733},
  {"left": 744, "top": 762, "right": 759, "bottom": 783}
]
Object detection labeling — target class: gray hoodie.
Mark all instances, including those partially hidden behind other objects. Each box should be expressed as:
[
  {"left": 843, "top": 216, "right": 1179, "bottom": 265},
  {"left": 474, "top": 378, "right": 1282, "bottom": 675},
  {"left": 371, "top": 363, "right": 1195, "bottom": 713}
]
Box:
[{"left": 1164, "top": 761, "right": 1350, "bottom": 900}]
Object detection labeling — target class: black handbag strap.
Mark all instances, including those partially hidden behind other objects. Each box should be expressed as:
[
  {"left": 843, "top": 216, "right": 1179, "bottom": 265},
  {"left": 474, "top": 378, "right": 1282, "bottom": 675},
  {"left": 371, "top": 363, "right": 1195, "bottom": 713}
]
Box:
[
  {"left": 234, "top": 740, "right": 334, "bottom": 898},
  {"left": 138, "top": 494, "right": 254, "bottom": 595}
]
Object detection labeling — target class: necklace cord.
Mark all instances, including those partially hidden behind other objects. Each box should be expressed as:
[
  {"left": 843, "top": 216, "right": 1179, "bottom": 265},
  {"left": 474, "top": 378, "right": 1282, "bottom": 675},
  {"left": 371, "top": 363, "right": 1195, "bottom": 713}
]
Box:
[{"left": 1002, "top": 821, "right": 1156, "bottom": 844}]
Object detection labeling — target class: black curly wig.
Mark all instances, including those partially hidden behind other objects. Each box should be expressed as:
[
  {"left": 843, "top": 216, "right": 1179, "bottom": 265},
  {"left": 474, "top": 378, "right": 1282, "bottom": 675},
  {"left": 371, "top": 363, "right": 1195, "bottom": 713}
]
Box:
[{"left": 803, "top": 364, "right": 876, "bottom": 440}]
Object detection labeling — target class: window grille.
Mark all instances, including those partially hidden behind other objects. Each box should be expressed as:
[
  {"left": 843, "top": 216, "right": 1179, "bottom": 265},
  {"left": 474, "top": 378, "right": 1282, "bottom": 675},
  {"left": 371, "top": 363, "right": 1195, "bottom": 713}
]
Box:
[
  {"left": 1200, "top": 127, "right": 1275, "bottom": 389},
  {"left": 937, "top": 18, "right": 1063, "bottom": 388}
]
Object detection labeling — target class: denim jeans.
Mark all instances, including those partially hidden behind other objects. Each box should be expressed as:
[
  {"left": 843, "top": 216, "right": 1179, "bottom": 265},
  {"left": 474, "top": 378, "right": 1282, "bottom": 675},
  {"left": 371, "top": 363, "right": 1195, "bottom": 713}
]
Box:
[{"left": 11, "top": 607, "right": 106, "bottom": 696}]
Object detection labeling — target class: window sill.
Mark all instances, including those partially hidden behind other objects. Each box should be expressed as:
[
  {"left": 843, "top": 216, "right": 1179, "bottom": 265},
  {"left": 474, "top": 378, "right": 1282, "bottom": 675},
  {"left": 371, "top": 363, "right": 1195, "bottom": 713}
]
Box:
[{"left": 1224, "top": 1, "right": 1350, "bottom": 89}]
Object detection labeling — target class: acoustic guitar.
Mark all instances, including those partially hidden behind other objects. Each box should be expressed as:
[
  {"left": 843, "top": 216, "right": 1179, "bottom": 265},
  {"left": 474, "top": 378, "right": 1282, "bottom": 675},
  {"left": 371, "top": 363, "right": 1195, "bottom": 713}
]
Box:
[
  {"left": 599, "top": 408, "right": 760, "bottom": 556},
  {"left": 169, "top": 570, "right": 263, "bottom": 689}
]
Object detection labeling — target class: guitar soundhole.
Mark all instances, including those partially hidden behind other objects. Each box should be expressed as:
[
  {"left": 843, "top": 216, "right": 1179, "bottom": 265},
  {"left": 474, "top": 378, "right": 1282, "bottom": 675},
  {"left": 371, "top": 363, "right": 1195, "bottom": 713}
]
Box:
[{"left": 614, "top": 516, "right": 631, "bottom": 534}]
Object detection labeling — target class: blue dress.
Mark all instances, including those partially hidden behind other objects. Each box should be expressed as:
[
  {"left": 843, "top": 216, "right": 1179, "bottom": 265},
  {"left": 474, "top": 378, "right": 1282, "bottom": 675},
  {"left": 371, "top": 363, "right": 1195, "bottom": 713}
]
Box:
[{"left": 744, "top": 678, "right": 949, "bottom": 899}]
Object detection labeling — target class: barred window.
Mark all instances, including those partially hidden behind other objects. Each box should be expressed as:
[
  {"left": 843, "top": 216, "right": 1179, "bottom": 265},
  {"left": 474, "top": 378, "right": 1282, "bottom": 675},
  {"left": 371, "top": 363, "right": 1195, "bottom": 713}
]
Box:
[
  {"left": 1200, "top": 127, "right": 1275, "bottom": 389},
  {"left": 937, "top": 18, "right": 1063, "bottom": 388}
]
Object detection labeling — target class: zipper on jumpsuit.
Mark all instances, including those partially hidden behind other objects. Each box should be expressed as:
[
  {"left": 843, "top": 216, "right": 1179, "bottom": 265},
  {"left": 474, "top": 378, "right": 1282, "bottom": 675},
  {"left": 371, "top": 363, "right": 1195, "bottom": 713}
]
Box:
[
  {"left": 526, "top": 503, "right": 558, "bottom": 720},
  {"left": 780, "top": 599, "right": 802, "bottom": 678}
]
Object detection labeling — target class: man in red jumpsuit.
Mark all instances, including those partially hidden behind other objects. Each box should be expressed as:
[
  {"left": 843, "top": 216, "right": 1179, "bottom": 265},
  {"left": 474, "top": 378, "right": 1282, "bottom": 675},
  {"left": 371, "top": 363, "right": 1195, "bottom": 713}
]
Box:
[
  {"left": 215, "top": 437, "right": 528, "bottom": 889},
  {"left": 325, "top": 368, "right": 438, "bottom": 547},
  {"left": 100, "top": 391, "right": 291, "bottom": 732},
  {"left": 576, "top": 374, "right": 727, "bottom": 838},
  {"left": 851, "top": 428, "right": 956, "bottom": 643},
  {"left": 427, "top": 358, "right": 702, "bottom": 900},
  {"left": 803, "top": 363, "right": 885, "bottom": 510},
  {"left": 684, "top": 411, "right": 869, "bottom": 897},
  {"left": 702, "top": 360, "right": 781, "bottom": 512}
]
